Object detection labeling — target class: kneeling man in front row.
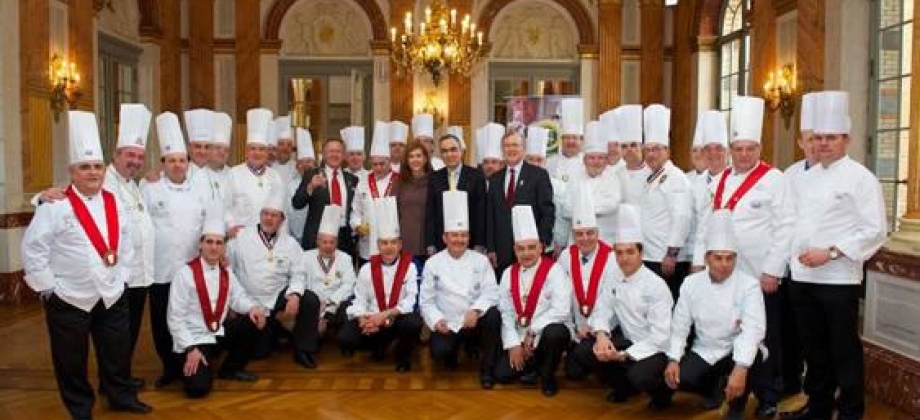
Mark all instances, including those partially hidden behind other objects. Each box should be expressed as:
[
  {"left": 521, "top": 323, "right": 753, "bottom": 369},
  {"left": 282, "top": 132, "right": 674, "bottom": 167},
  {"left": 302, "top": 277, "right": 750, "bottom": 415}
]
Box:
[{"left": 167, "top": 216, "right": 267, "bottom": 398}]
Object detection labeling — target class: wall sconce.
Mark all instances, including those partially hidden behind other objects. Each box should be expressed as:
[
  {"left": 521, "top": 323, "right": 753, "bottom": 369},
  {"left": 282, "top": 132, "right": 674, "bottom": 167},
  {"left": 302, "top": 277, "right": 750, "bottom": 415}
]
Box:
[
  {"left": 416, "top": 89, "right": 445, "bottom": 127},
  {"left": 763, "top": 63, "right": 797, "bottom": 129},
  {"left": 288, "top": 78, "right": 315, "bottom": 129},
  {"left": 49, "top": 54, "right": 82, "bottom": 122}
]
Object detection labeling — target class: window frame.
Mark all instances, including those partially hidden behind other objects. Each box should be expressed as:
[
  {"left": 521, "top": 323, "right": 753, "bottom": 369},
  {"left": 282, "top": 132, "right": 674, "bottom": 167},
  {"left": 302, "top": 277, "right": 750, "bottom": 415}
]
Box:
[
  {"left": 97, "top": 33, "right": 141, "bottom": 162},
  {"left": 716, "top": 0, "right": 752, "bottom": 114}
]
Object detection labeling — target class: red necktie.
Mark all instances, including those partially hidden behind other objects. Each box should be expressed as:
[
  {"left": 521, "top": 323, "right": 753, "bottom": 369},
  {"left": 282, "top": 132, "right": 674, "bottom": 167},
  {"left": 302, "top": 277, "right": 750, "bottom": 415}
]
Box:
[
  {"left": 330, "top": 168, "right": 342, "bottom": 206},
  {"left": 506, "top": 168, "right": 516, "bottom": 205}
]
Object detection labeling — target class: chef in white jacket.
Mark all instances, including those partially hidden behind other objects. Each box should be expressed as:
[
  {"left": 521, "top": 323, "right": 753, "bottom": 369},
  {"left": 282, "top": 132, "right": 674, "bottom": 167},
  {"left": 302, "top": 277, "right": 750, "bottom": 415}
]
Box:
[
  {"left": 389, "top": 121, "right": 409, "bottom": 172},
  {"left": 286, "top": 127, "right": 316, "bottom": 243},
  {"left": 614, "top": 105, "right": 651, "bottom": 206},
  {"left": 184, "top": 108, "right": 216, "bottom": 179},
  {"left": 21, "top": 110, "right": 150, "bottom": 419},
  {"left": 351, "top": 121, "right": 397, "bottom": 262},
  {"left": 495, "top": 206, "right": 572, "bottom": 397},
  {"left": 201, "top": 112, "right": 235, "bottom": 212},
  {"left": 344, "top": 126, "right": 369, "bottom": 179},
  {"left": 558, "top": 121, "right": 622, "bottom": 245},
  {"left": 577, "top": 204, "right": 673, "bottom": 405},
  {"left": 548, "top": 98, "right": 586, "bottom": 255},
  {"left": 143, "top": 112, "right": 214, "bottom": 388},
  {"left": 556, "top": 186, "right": 621, "bottom": 380},
  {"left": 420, "top": 191, "right": 502, "bottom": 388},
  {"left": 524, "top": 125, "right": 550, "bottom": 168},
  {"left": 303, "top": 205, "right": 357, "bottom": 339},
  {"left": 599, "top": 109, "right": 626, "bottom": 172},
  {"left": 685, "top": 111, "right": 729, "bottom": 261},
  {"left": 228, "top": 190, "right": 315, "bottom": 368},
  {"left": 640, "top": 104, "right": 691, "bottom": 299},
  {"left": 413, "top": 113, "right": 444, "bottom": 170},
  {"left": 780, "top": 91, "right": 887, "bottom": 420},
  {"left": 167, "top": 216, "right": 266, "bottom": 398},
  {"left": 665, "top": 210, "right": 766, "bottom": 420},
  {"left": 691, "top": 96, "right": 793, "bottom": 417},
  {"left": 272, "top": 116, "right": 298, "bottom": 182},
  {"left": 339, "top": 197, "right": 423, "bottom": 371},
  {"left": 226, "top": 108, "right": 286, "bottom": 237}
]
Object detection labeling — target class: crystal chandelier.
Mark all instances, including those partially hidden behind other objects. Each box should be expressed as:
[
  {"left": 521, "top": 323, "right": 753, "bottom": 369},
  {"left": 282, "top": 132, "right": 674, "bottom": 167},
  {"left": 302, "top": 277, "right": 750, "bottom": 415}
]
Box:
[{"left": 390, "top": 0, "right": 485, "bottom": 86}]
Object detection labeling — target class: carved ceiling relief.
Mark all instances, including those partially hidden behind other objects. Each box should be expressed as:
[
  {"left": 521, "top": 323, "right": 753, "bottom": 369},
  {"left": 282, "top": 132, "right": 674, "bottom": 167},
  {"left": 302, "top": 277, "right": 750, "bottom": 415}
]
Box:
[
  {"left": 490, "top": 1, "right": 577, "bottom": 60},
  {"left": 97, "top": 0, "right": 141, "bottom": 42},
  {"left": 280, "top": 0, "right": 371, "bottom": 56}
]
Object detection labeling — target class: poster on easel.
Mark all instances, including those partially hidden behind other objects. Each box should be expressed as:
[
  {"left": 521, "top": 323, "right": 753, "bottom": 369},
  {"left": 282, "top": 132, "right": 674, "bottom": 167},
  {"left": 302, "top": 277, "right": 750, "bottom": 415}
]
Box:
[{"left": 504, "top": 95, "right": 579, "bottom": 156}]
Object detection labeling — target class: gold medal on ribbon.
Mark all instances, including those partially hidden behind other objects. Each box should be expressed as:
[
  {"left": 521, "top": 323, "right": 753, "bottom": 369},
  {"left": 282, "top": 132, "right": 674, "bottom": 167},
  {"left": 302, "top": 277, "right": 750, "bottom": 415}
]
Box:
[
  {"left": 518, "top": 316, "right": 529, "bottom": 327},
  {"left": 581, "top": 305, "right": 590, "bottom": 316},
  {"left": 210, "top": 321, "right": 219, "bottom": 331},
  {"left": 104, "top": 251, "right": 118, "bottom": 267}
]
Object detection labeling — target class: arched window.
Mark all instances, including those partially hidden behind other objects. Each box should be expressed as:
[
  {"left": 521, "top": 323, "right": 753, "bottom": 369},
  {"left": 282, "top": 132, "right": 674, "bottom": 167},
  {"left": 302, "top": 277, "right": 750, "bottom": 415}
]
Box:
[{"left": 717, "top": 0, "right": 751, "bottom": 114}]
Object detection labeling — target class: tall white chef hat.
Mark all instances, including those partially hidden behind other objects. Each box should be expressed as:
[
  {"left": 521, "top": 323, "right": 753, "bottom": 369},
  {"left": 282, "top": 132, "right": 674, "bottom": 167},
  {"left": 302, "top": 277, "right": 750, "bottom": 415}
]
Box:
[
  {"left": 370, "top": 120, "right": 391, "bottom": 158},
  {"left": 692, "top": 112, "right": 705, "bottom": 149},
  {"left": 643, "top": 104, "right": 671, "bottom": 147},
  {"left": 201, "top": 211, "right": 226, "bottom": 237},
  {"left": 702, "top": 110, "right": 729, "bottom": 148},
  {"left": 389, "top": 121, "right": 409, "bottom": 144},
  {"left": 318, "top": 204, "right": 342, "bottom": 237},
  {"left": 213, "top": 112, "right": 233, "bottom": 147},
  {"left": 813, "top": 91, "right": 851, "bottom": 135},
  {"left": 614, "top": 105, "right": 643, "bottom": 144},
  {"left": 116, "top": 104, "right": 152, "bottom": 150},
  {"left": 705, "top": 209, "right": 737, "bottom": 253},
  {"left": 583, "top": 121, "right": 606, "bottom": 154},
  {"left": 68, "top": 111, "right": 104, "bottom": 165},
  {"left": 443, "top": 190, "right": 469, "bottom": 233},
  {"left": 559, "top": 98, "right": 585, "bottom": 136},
  {"left": 412, "top": 114, "right": 435, "bottom": 139},
  {"left": 615, "top": 204, "right": 643, "bottom": 244},
  {"left": 184, "top": 108, "right": 215, "bottom": 143},
  {"left": 800, "top": 92, "right": 817, "bottom": 133},
  {"left": 444, "top": 126, "right": 465, "bottom": 149},
  {"left": 474, "top": 127, "right": 486, "bottom": 164},
  {"left": 275, "top": 116, "right": 293, "bottom": 141},
  {"left": 483, "top": 123, "right": 505, "bottom": 159},
  {"left": 571, "top": 183, "right": 598, "bottom": 231},
  {"left": 526, "top": 126, "right": 549, "bottom": 157},
  {"left": 296, "top": 128, "right": 315, "bottom": 160},
  {"left": 261, "top": 187, "right": 286, "bottom": 213},
  {"left": 156, "top": 111, "right": 187, "bottom": 156},
  {"left": 730, "top": 96, "right": 765, "bottom": 144},
  {"left": 599, "top": 109, "right": 621, "bottom": 144},
  {"left": 341, "top": 126, "right": 366, "bottom": 155},
  {"left": 246, "top": 108, "right": 274, "bottom": 146},
  {"left": 512, "top": 205, "right": 539, "bottom": 243},
  {"left": 374, "top": 196, "right": 400, "bottom": 240}
]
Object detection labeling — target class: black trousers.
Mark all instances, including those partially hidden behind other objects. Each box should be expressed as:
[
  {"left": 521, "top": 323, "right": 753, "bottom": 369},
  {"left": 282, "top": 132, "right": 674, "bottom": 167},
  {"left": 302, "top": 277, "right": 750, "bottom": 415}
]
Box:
[
  {"left": 256, "top": 289, "right": 322, "bottom": 354},
  {"left": 781, "top": 278, "right": 805, "bottom": 394},
  {"left": 645, "top": 260, "right": 691, "bottom": 301},
  {"left": 789, "top": 281, "right": 864, "bottom": 418},
  {"left": 337, "top": 312, "right": 423, "bottom": 365},
  {"left": 669, "top": 351, "right": 764, "bottom": 411},
  {"left": 43, "top": 293, "right": 138, "bottom": 420},
  {"left": 754, "top": 287, "right": 783, "bottom": 405},
  {"left": 125, "top": 286, "right": 148, "bottom": 377},
  {"left": 567, "top": 336, "right": 669, "bottom": 398},
  {"left": 495, "top": 323, "right": 571, "bottom": 382},
  {"left": 181, "top": 315, "right": 259, "bottom": 399},
  {"left": 429, "top": 307, "right": 502, "bottom": 375},
  {"left": 149, "top": 283, "right": 182, "bottom": 378},
  {"left": 564, "top": 327, "right": 632, "bottom": 380}
]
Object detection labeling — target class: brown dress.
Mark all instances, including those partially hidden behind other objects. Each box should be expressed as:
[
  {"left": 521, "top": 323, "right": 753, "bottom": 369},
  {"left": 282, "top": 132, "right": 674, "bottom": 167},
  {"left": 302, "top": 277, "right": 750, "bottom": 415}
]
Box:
[{"left": 394, "top": 174, "right": 429, "bottom": 257}]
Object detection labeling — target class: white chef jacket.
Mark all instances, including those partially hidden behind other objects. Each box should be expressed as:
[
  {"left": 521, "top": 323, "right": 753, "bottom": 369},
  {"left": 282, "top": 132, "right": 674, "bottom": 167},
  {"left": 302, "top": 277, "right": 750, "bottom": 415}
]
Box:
[
  {"left": 420, "top": 249, "right": 499, "bottom": 332},
  {"left": 303, "top": 248, "right": 357, "bottom": 313},
  {"left": 350, "top": 171, "right": 396, "bottom": 259},
  {"left": 498, "top": 260, "right": 572, "bottom": 349},
  {"left": 227, "top": 226, "right": 306, "bottom": 313},
  {"left": 558, "top": 167, "right": 623, "bottom": 245},
  {"left": 142, "top": 177, "right": 211, "bottom": 285},
  {"left": 226, "top": 164, "right": 286, "bottom": 229},
  {"left": 683, "top": 170, "right": 718, "bottom": 263},
  {"left": 547, "top": 152, "right": 585, "bottom": 248},
  {"left": 22, "top": 186, "right": 135, "bottom": 312},
  {"left": 618, "top": 164, "right": 653, "bottom": 206},
  {"left": 555, "top": 244, "right": 620, "bottom": 340},
  {"left": 167, "top": 258, "right": 257, "bottom": 352},
  {"left": 201, "top": 165, "right": 233, "bottom": 213},
  {"left": 783, "top": 160, "right": 810, "bottom": 217},
  {"left": 104, "top": 166, "right": 155, "bottom": 288},
  {"left": 285, "top": 176, "right": 308, "bottom": 241},
  {"left": 589, "top": 265, "right": 673, "bottom": 361},
  {"left": 272, "top": 159, "right": 297, "bottom": 184},
  {"left": 640, "top": 161, "right": 692, "bottom": 262},
  {"left": 788, "top": 156, "right": 887, "bottom": 285},
  {"left": 668, "top": 269, "right": 765, "bottom": 367},
  {"left": 348, "top": 257, "right": 419, "bottom": 318},
  {"left": 692, "top": 166, "right": 793, "bottom": 279},
  {"left": 345, "top": 167, "right": 369, "bottom": 180}
]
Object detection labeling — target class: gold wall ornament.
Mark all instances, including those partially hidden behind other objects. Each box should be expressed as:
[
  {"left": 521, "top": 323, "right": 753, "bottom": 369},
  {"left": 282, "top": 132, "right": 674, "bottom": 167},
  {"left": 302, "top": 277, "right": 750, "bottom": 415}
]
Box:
[
  {"left": 390, "top": 0, "right": 484, "bottom": 86},
  {"left": 763, "top": 63, "right": 798, "bottom": 129},
  {"left": 49, "top": 54, "right": 82, "bottom": 122}
]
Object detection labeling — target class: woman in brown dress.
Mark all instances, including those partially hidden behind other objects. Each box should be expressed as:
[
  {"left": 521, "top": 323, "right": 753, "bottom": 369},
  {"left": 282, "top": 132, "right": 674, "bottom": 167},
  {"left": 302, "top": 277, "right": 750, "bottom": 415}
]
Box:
[{"left": 394, "top": 140, "right": 433, "bottom": 265}]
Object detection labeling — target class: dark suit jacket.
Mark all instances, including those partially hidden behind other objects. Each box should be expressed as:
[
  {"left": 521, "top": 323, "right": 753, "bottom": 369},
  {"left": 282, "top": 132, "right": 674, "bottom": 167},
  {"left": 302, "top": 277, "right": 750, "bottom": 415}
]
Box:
[
  {"left": 292, "top": 166, "right": 358, "bottom": 252},
  {"left": 425, "top": 165, "right": 487, "bottom": 251},
  {"left": 485, "top": 161, "right": 555, "bottom": 274}
]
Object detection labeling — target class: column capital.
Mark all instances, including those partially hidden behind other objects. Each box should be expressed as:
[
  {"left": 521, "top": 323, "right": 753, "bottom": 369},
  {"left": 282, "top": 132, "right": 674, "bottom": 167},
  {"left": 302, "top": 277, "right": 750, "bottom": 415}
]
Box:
[
  {"left": 370, "top": 40, "right": 391, "bottom": 55},
  {"left": 578, "top": 43, "right": 599, "bottom": 59}
]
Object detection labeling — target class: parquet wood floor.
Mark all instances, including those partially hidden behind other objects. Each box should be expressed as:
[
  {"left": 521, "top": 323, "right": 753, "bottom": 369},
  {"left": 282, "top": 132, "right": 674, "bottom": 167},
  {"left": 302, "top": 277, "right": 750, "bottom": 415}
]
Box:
[{"left": 0, "top": 302, "right": 912, "bottom": 420}]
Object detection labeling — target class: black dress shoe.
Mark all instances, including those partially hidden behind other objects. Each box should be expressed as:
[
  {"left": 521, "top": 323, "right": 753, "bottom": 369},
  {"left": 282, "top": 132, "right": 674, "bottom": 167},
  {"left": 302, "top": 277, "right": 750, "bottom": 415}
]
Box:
[
  {"left": 647, "top": 395, "right": 673, "bottom": 411},
  {"left": 756, "top": 402, "right": 778, "bottom": 419},
  {"left": 129, "top": 377, "right": 146, "bottom": 389},
  {"left": 540, "top": 377, "right": 558, "bottom": 397},
  {"left": 779, "top": 404, "right": 831, "bottom": 420},
  {"left": 724, "top": 407, "right": 745, "bottom": 420},
  {"left": 371, "top": 349, "right": 386, "bottom": 362},
  {"left": 702, "top": 376, "right": 727, "bottom": 410},
  {"left": 340, "top": 347, "right": 355, "bottom": 358},
  {"left": 294, "top": 351, "right": 316, "bottom": 369},
  {"left": 480, "top": 375, "right": 496, "bottom": 390},
  {"left": 444, "top": 357, "right": 459, "bottom": 371},
  {"left": 605, "top": 388, "right": 629, "bottom": 403},
  {"left": 395, "top": 361, "right": 411, "bottom": 372},
  {"left": 519, "top": 371, "right": 538, "bottom": 386},
  {"left": 110, "top": 399, "right": 153, "bottom": 414},
  {"left": 154, "top": 374, "right": 177, "bottom": 388},
  {"left": 218, "top": 370, "right": 258, "bottom": 382}
]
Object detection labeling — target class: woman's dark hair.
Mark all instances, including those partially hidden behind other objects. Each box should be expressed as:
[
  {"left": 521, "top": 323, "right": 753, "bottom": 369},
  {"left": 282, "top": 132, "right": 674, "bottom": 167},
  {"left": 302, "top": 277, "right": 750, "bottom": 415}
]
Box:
[{"left": 398, "top": 140, "right": 432, "bottom": 186}]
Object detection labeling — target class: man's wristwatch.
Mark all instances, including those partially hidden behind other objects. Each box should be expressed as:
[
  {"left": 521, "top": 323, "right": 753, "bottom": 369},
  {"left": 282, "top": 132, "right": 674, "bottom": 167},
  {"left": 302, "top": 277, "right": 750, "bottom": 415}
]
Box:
[{"left": 829, "top": 246, "right": 841, "bottom": 260}]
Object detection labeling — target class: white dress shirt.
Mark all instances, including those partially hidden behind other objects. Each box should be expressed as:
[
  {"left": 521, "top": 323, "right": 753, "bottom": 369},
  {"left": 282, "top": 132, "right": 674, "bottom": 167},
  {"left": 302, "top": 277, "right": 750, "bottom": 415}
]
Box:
[
  {"left": 227, "top": 226, "right": 306, "bottom": 313},
  {"left": 303, "top": 249, "right": 357, "bottom": 314},
  {"left": 555, "top": 244, "right": 621, "bottom": 340},
  {"left": 498, "top": 261, "right": 572, "bottom": 349},
  {"left": 640, "top": 161, "right": 692, "bottom": 261},
  {"left": 350, "top": 171, "right": 395, "bottom": 259},
  {"left": 588, "top": 265, "right": 673, "bottom": 361},
  {"left": 788, "top": 156, "right": 887, "bottom": 285},
  {"left": 22, "top": 187, "right": 135, "bottom": 312},
  {"left": 105, "top": 166, "right": 155, "bottom": 288},
  {"left": 692, "top": 166, "right": 793, "bottom": 279},
  {"left": 618, "top": 164, "right": 652, "bottom": 206},
  {"left": 558, "top": 167, "right": 623, "bottom": 245},
  {"left": 142, "top": 177, "right": 211, "bottom": 285},
  {"left": 226, "top": 164, "right": 285, "bottom": 229},
  {"left": 420, "top": 249, "right": 499, "bottom": 332},
  {"left": 348, "top": 257, "right": 419, "bottom": 318},
  {"left": 167, "top": 258, "right": 257, "bottom": 352},
  {"left": 323, "top": 166, "right": 349, "bottom": 227},
  {"left": 668, "top": 269, "right": 766, "bottom": 367}
]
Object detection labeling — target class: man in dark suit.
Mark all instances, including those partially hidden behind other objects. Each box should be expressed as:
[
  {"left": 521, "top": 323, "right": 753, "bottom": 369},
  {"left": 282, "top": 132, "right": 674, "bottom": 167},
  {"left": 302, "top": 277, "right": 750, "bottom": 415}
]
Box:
[
  {"left": 485, "top": 130, "right": 555, "bottom": 275},
  {"left": 292, "top": 137, "right": 358, "bottom": 255},
  {"left": 426, "top": 134, "right": 487, "bottom": 254}
]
